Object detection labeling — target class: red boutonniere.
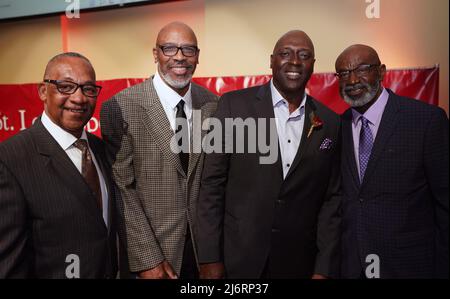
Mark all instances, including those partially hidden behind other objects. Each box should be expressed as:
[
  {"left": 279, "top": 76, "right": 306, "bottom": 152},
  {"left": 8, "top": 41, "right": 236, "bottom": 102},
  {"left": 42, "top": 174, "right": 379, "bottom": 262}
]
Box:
[{"left": 307, "top": 111, "right": 323, "bottom": 138}]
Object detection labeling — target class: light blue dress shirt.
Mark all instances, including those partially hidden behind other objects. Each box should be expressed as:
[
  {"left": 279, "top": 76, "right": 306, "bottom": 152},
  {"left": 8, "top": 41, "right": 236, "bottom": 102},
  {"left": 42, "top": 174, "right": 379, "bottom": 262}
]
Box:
[{"left": 270, "top": 80, "right": 306, "bottom": 179}]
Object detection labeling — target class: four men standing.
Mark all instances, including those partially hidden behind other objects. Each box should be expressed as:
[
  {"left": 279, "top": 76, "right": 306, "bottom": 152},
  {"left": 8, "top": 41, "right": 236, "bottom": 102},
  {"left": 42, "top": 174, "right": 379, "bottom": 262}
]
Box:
[{"left": 0, "top": 23, "right": 448, "bottom": 279}]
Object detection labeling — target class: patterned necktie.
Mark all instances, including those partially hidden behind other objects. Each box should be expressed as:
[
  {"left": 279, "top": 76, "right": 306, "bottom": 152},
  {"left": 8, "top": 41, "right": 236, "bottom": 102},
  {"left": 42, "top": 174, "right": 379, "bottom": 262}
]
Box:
[
  {"left": 359, "top": 116, "right": 374, "bottom": 181},
  {"left": 176, "top": 100, "right": 189, "bottom": 174},
  {"left": 73, "top": 139, "right": 102, "bottom": 210}
]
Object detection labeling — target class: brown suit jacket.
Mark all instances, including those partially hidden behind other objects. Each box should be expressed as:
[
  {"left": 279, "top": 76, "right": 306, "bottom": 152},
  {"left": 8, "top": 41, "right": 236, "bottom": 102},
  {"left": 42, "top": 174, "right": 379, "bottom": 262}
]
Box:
[{"left": 100, "top": 78, "right": 218, "bottom": 274}]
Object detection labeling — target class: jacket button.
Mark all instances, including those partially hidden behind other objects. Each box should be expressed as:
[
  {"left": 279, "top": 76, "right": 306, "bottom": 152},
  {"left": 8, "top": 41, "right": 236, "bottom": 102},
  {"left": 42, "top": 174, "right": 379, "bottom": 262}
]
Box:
[
  {"left": 359, "top": 198, "right": 364, "bottom": 202},
  {"left": 272, "top": 228, "right": 280, "bottom": 233}
]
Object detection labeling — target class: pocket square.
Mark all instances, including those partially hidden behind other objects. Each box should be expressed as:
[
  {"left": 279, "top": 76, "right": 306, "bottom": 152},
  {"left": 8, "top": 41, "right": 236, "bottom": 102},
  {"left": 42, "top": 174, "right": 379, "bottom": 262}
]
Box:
[{"left": 319, "top": 138, "right": 333, "bottom": 150}]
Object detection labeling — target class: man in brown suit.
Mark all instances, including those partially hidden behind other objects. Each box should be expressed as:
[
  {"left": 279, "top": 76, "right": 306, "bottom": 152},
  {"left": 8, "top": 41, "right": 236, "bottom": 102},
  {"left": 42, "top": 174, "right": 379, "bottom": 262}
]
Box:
[{"left": 100, "top": 22, "right": 218, "bottom": 279}]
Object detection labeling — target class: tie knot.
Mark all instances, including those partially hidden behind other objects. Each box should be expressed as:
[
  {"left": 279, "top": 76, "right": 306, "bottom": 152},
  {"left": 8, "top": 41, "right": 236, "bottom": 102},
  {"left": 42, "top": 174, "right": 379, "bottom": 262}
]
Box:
[
  {"left": 73, "top": 139, "right": 88, "bottom": 151},
  {"left": 360, "top": 116, "right": 370, "bottom": 127},
  {"left": 177, "top": 99, "right": 185, "bottom": 110}
]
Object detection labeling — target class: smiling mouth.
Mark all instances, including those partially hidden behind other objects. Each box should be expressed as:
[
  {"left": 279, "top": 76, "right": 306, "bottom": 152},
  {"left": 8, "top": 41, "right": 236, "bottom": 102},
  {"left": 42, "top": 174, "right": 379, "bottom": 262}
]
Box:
[
  {"left": 170, "top": 65, "right": 192, "bottom": 76},
  {"left": 285, "top": 71, "right": 302, "bottom": 79},
  {"left": 346, "top": 87, "right": 365, "bottom": 96},
  {"left": 64, "top": 108, "right": 87, "bottom": 114}
]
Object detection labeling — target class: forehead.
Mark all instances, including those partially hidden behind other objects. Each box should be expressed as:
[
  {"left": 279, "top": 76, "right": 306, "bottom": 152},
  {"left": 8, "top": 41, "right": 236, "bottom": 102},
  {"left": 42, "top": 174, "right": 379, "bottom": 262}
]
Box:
[
  {"left": 47, "top": 57, "right": 95, "bottom": 81},
  {"left": 157, "top": 27, "right": 197, "bottom": 45},
  {"left": 275, "top": 34, "right": 313, "bottom": 52},
  {"left": 336, "top": 50, "right": 377, "bottom": 70}
]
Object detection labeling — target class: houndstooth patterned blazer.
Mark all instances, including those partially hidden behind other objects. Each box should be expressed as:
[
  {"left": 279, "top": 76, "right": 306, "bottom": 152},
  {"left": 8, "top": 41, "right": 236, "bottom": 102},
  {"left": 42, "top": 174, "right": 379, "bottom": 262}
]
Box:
[{"left": 100, "top": 78, "right": 218, "bottom": 274}]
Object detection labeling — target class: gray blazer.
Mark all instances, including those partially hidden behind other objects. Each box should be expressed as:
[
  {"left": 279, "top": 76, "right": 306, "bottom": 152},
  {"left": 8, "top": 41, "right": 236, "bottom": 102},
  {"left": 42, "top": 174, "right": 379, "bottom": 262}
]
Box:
[{"left": 100, "top": 78, "right": 218, "bottom": 274}]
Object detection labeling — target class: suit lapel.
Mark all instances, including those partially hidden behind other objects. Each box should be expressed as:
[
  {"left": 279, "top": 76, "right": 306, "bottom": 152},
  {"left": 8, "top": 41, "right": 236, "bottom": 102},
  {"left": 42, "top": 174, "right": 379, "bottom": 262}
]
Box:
[
  {"left": 360, "top": 92, "right": 400, "bottom": 189},
  {"left": 284, "top": 96, "right": 315, "bottom": 180},
  {"left": 187, "top": 84, "right": 209, "bottom": 178},
  {"left": 88, "top": 134, "right": 113, "bottom": 233},
  {"left": 254, "top": 83, "right": 283, "bottom": 180},
  {"left": 139, "top": 79, "right": 185, "bottom": 176},
  {"left": 31, "top": 119, "right": 106, "bottom": 229},
  {"left": 342, "top": 109, "right": 360, "bottom": 187}
]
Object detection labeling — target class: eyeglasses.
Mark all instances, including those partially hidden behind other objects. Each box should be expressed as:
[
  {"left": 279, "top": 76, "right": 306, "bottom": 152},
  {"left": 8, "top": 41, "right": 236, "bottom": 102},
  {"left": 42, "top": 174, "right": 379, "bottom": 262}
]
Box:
[
  {"left": 44, "top": 79, "right": 102, "bottom": 97},
  {"left": 335, "top": 64, "right": 380, "bottom": 81},
  {"left": 158, "top": 44, "right": 199, "bottom": 57}
]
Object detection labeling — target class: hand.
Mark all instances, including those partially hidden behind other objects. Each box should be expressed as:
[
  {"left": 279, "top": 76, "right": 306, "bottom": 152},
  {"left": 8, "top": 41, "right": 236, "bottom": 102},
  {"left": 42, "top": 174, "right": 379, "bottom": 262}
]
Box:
[
  {"left": 311, "top": 273, "right": 328, "bottom": 279},
  {"left": 199, "top": 262, "right": 225, "bottom": 279},
  {"left": 138, "top": 260, "right": 178, "bottom": 279}
]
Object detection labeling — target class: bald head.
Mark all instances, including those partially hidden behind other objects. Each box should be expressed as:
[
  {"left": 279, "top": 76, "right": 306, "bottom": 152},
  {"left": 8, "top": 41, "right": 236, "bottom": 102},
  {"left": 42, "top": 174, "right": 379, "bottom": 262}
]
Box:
[
  {"left": 273, "top": 30, "right": 315, "bottom": 57},
  {"left": 270, "top": 30, "right": 315, "bottom": 104},
  {"left": 44, "top": 52, "right": 95, "bottom": 80},
  {"left": 335, "top": 44, "right": 380, "bottom": 70},
  {"left": 156, "top": 22, "right": 197, "bottom": 46},
  {"left": 153, "top": 22, "right": 199, "bottom": 96}
]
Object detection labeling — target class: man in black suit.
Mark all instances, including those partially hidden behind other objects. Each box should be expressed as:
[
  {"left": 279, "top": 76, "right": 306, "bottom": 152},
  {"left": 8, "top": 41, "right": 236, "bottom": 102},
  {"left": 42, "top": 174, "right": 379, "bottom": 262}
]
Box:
[
  {"left": 336, "top": 44, "right": 449, "bottom": 279},
  {"left": 196, "top": 30, "right": 341, "bottom": 279},
  {"left": 0, "top": 52, "right": 117, "bottom": 278}
]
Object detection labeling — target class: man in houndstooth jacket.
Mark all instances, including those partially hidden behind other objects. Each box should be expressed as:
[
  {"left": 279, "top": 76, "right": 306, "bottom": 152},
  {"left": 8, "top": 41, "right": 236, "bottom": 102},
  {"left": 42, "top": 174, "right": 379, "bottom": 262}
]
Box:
[{"left": 100, "top": 22, "right": 218, "bottom": 279}]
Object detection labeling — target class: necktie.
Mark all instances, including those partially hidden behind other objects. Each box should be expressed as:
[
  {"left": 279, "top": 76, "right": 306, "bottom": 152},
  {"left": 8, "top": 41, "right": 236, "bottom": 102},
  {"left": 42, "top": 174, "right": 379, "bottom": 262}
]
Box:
[
  {"left": 176, "top": 100, "right": 189, "bottom": 174},
  {"left": 73, "top": 139, "right": 102, "bottom": 210},
  {"left": 359, "top": 116, "right": 373, "bottom": 181}
]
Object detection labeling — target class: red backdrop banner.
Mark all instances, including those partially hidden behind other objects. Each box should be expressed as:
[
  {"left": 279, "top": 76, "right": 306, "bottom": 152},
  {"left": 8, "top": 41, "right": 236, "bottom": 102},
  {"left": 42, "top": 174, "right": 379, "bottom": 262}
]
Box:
[{"left": 0, "top": 66, "right": 439, "bottom": 142}]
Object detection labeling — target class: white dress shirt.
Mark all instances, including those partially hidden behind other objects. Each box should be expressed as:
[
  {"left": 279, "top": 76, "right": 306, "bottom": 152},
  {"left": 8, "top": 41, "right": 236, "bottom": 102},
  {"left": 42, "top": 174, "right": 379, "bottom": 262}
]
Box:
[
  {"left": 41, "top": 112, "right": 109, "bottom": 227},
  {"left": 270, "top": 79, "right": 306, "bottom": 179},
  {"left": 153, "top": 70, "right": 193, "bottom": 149}
]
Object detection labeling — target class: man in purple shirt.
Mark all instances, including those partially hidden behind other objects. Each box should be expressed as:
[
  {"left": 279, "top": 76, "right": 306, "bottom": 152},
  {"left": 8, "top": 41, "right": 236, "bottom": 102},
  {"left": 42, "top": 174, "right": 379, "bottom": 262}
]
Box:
[{"left": 336, "top": 44, "right": 449, "bottom": 278}]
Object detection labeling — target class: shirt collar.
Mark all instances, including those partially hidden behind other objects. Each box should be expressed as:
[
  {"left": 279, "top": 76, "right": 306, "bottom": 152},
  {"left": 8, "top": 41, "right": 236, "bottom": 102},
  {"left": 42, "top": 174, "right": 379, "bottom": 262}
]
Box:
[
  {"left": 270, "top": 79, "right": 306, "bottom": 115},
  {"left": 153, "top": 69, "right": 192, "bottom": 110},
  {"left": 41, "top": 111, "right": 88, "bottom": 150},
  {"left": 352, "top": 87, "right": 389, "bottom": 126}
]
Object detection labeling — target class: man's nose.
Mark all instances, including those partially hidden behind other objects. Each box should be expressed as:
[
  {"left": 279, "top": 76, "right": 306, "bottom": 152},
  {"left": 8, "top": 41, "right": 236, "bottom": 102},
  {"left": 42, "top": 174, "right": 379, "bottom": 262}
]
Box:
[
  {"left": 173, "top": 48, "right": 186, "bottom": 60},
  {"left": 347, "top": 70, "right": 360, "bottom": 84},
  {"left": 289, "top": 53, "right": 301, "bottom": 65},
  {"left": 70, "top": 86, "right": 88, "bottom": 103}
]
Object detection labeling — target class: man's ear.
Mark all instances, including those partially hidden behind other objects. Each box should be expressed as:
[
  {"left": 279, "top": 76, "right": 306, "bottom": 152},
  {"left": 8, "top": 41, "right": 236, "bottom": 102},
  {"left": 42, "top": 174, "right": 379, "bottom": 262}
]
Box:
[
  {"left": 270, "top": 54, "right": 274, "bottom": 69},
  {"left": 379, "top": 64, "right": 387, "bottom": 81},
  {"left": 152, "top": 47, "right": 158, "bottom": 63},
  {"left": 38, "top": 83, "right": 47, "bottom": 103}
]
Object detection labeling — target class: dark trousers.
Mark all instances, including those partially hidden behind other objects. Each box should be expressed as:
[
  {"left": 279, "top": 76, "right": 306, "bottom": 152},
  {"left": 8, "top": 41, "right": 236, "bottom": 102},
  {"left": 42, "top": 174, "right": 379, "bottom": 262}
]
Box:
[
  {"left": 179, "top": 225, "right": 198, "bottom": 279},
  {"left": 260, "top": 258, "right": 271, "bottom": 279}
]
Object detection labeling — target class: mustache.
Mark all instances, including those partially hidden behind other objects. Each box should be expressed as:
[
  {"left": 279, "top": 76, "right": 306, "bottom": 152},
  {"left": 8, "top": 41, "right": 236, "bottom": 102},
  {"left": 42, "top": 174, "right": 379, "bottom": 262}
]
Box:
[
  {"left": 169, "top": 62, "right": 194, "bottom": 69},
  {"left": 344, "top": 82, "right": 369, "bottom": 92}
]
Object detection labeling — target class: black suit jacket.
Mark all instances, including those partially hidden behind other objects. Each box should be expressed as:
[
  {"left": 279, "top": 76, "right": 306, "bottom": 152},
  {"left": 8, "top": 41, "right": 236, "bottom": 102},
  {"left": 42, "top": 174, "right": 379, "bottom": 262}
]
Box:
[
  {"left": 0, "top": 118, "right": 117, "bottom": 278},
  {"left": 340, "top": 89, "right": 449, "bottom": 279},
  {"left": 197, "top": 83, "right": 342, "bottom": 278}
]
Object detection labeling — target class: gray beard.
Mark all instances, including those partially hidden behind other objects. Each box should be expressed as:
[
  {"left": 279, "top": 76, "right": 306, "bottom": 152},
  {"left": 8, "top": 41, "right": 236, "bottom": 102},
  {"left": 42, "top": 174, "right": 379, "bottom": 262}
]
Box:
[
  {"left": 158, "top": 64, "right": 192, "bottom": 90},
  {"left": 341, "top": 81, "right": 380, "bottom": 108}
]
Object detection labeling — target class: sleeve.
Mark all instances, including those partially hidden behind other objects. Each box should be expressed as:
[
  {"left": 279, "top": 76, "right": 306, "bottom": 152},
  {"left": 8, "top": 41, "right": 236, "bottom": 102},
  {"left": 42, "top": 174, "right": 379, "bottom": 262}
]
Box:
[
  {"left": 314, "top": 118, "right": 342, "bottom": 278},
  {"left": 423, "top": 108, "right": 449, "bottom": 278},
  {"left": 100, "top": 99, "right": 165, "bottom": 273},
  {"left": 196, "top": 94, "right": 231, "bottom": 264},
  {"left": 0, "top": 159, "right": 28, "bottom": 278}
]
